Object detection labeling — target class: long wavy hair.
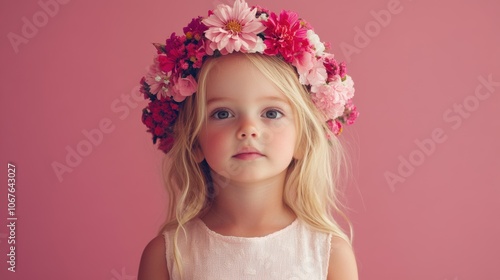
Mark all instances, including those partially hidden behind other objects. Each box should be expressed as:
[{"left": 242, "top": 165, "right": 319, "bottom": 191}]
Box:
[{"left": 158, "top": 52, "right": 353, "bottom": 277}]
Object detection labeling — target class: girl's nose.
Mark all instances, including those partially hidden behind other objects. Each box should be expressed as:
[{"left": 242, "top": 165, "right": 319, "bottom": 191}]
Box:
[{"left": 237, "top": 118, "right": 259, "bottom": 139}]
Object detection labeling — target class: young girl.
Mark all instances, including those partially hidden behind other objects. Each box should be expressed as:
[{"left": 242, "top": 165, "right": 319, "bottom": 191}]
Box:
[{"left": 138, "top": 1, "right": 359, "bottom": 279}]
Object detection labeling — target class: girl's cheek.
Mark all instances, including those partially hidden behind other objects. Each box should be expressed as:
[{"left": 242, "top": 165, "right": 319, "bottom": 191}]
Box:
[{"left": 268, "top": 120, "right": 293, "bottom": 134}]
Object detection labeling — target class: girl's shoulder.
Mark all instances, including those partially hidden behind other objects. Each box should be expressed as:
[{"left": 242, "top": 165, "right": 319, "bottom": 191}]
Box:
[
  {"left": 137, "top": 235, "right": 169, "bottom": 280},
  {"left": 326, "top": 236, "right": 358, "bottom": 280}
]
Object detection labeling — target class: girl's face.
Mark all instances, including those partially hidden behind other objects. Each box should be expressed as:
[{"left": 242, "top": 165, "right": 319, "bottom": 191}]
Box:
[{"left": 197, "top": 54, "right": 297, "bottom": 185}]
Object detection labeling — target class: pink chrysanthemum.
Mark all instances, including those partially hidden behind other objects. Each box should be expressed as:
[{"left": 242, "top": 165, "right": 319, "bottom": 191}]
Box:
[
  {"left": 311, "top": 84, "right": 347, "bottom": 121},
  {"left": 263, "top": 10, "right": 309, "bottom": 63},
  {"left": 203, "top": 0, "right": 266, "bottom": 55},
  {"left": 144, "top": 54, "right": 170, "bottom": 99}
]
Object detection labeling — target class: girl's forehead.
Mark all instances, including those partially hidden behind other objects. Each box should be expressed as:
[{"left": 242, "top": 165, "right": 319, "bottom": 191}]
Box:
[
  {"left": 208, "top": 54, "right": 258, "bottom": 80},
  {"left": 205, "top": 56, "right": 285, "bottom": 101}
]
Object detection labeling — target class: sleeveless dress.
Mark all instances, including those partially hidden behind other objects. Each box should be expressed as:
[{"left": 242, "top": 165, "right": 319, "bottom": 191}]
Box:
[{"left": 162, "top": 218, "right": 332, "bottom": 279}]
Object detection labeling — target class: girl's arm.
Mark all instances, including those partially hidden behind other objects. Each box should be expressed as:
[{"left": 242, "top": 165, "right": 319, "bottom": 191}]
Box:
[
  {"left": 138, "top": 235, "right": 169, "bottom": 280},
  {"left": 326, "top": 236, "right": 359, "bottom": 280}
]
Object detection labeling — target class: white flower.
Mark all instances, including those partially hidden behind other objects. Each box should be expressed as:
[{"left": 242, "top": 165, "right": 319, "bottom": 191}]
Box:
[
  {"left": 307, "top": 29, "right": 325, "bottom": 56},
  {"left": 248, "top": 37, "right": 266, "bottom": 53}
]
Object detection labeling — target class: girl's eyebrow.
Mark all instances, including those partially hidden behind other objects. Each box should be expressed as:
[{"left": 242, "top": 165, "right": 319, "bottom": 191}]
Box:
[
  {"left": 206, "top": 97, "right": 230, "bottom": 105},
  {"left": 207, "top": 95, "right": 290, "bottom": 105}
]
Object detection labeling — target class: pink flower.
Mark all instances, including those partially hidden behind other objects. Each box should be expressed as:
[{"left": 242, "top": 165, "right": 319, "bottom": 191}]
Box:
[
  {"left": 323, "top": 54, "right": 339, "bottom": 81},
  {"left": 170, "top": 75, "right": 197, "bottom": 102},
  {"left": 328, "top": 75, "right": 355, "bottom": 101},
  {"left": 311, "top": 74, "right": 356, "bottom": 123},
  {"left": 203, "top": 0, "right": 266, "bottom": 55},
  {"left": 344, "top": 100, "right": 359, "bottom": 125},
  {"left": 327, "top": 119, "right": 343, "bottom": 136},
  {"left": 144, "top": 54, "right": 170, "bottom": 98},
  {"left": 310, "top": 84, "right": 346, "bottom": 121},
  {"left": 293, "top": 51, "right": 314, "bottom": 80},
  {"left": 323, "top": 55, "right": 347, "bottom": 81},
  {"left": 263, "top": 10, "right": 309, "bottom": 63},
  {"left": 339, "top": 62, "right": 347, "bottom": 79},
  {"left": 296, "top": 54, "right": 327, "bottom": 86}
]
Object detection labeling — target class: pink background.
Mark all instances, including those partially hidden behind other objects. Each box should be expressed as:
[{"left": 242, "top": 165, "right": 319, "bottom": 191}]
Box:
[{"left": 1, "top": 0, "right": 498, "bottom": 279}]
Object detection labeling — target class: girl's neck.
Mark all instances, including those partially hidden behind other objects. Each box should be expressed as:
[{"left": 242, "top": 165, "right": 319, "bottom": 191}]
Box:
[{"left": 200, "top": 170, "right": 296, "bottom": 236}]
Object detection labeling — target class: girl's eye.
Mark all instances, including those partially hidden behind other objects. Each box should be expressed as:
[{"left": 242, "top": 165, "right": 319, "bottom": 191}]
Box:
[
  {"left": 212, "top": 110, "right": 233, "bottom": 119},
  {"left": 263, "top": 109, "right": 283, "bottom": 119}
]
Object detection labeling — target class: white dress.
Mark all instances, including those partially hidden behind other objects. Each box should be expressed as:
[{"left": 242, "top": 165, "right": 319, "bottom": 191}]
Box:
[{"left": 162, "top": 218, "right": 332, "bottom": 279}]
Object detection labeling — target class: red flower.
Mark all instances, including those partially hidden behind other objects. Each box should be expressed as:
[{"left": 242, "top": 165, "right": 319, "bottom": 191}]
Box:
[
  {"left": 159, "top": 136, "right": 175, "bottom": 154},
  {"left": 263, "top": 10, "right": 309, "bottom": 63},
  {"left": 142, "top": 115, "right": 154, "bottom": 129},
  {"left": 153, "top": 126, "right": 164, "bottom": 137},
  {"left": 183, "top": 17, "right": 208, "bottom": 41},
  {"left": 161, "top": 33, "right": 187, "bottom": 74},
  {"left": 185, "top": 41, "right": 206, "bottom": 69},
  {"left": 141, "top": 97, "right": 181, "bottom": 153}
]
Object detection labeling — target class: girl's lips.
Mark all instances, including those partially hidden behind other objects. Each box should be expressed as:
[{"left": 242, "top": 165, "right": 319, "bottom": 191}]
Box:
[{"left": 232, "top": 152, "right": 264, "bottom": 160}]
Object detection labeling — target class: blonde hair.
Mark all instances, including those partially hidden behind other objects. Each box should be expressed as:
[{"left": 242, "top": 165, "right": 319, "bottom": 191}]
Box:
[{"left": 158, "top": 53, "right": 353, "bottom": 277}]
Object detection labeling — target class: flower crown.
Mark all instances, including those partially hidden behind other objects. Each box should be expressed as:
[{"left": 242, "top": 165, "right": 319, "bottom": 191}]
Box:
[{"left": 140, "top": 0, "right": 359, "bottom": 154}]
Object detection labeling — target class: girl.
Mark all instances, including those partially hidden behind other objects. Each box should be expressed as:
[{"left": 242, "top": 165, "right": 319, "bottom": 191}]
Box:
[{"left": 138, "top": 1, "right": 359, "bottom": 279}]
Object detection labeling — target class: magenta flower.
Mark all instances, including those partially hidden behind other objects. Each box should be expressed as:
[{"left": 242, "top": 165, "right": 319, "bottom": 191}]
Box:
[
  {"left": 343, "top": 100, "right": 359, "bottom": 125},
  {"left": 185, "top": 41, "right": 206, "bottom": 69},
  {"left": 183, "top": 17, "right": 208, "bottom": 41},
  {"left": 144, "top": 54, "right": 170, "bottom": 98},
  {"left": 161, "top": 33, "right": 187, "bottom": 75},
  {"left": 203, "top": 0, "right": 266, "bottom": 55},
  {"left": 263, "top": 10, "right": 309, "bottom": 63},
  {"left": 327, "top": 119, "right": 343, "bottom": 136}
]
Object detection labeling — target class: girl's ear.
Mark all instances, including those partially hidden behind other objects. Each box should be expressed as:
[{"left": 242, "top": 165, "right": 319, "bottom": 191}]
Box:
[{"left": 193, "top": 144, "right": 205, "bottom": 163}]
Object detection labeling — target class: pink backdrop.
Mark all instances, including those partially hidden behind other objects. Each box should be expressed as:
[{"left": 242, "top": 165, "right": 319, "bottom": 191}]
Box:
[{"left": 1, "top": 0, "right": 498, "bottom": 279}]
